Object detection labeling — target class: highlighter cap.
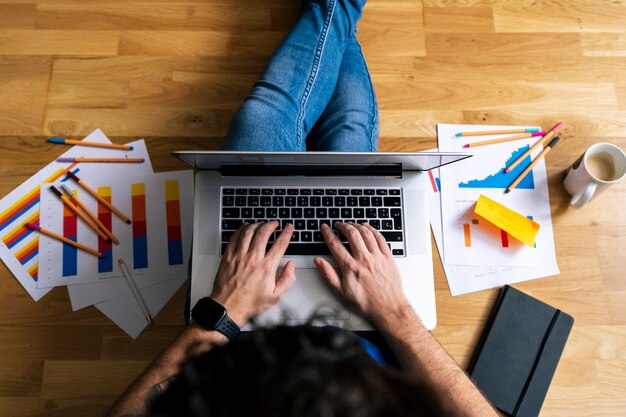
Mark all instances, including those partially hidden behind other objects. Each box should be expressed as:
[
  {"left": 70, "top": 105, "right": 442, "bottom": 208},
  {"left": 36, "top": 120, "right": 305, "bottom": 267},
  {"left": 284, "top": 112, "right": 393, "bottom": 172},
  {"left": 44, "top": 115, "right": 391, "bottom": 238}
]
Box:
[
  {"left": 48, "top": 137, "right": 66, "bottom": 144},
  {"left": 552, "top": 122, "right": 564, "bottom": 133},
  {"left": 547, "top": 136, "right": 560, "bottom": 148},
  {"left": 61, "top": 184, "right": 74, "bottom": 196}
]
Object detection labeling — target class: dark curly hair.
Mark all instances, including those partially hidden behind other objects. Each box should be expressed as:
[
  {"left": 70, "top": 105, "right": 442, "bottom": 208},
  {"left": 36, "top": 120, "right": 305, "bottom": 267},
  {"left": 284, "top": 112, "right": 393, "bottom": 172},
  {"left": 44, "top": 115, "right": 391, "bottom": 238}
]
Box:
[{"left": 147, "top": 325, "right": 455, "bottom": 417}]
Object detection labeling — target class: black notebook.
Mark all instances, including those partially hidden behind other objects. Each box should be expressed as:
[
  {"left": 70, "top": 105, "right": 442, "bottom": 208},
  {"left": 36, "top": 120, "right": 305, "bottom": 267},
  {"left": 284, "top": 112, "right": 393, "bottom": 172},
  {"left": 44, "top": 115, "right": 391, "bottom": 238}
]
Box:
[{"left": 468, "top": 285, "right": 574, "bottom": 417}]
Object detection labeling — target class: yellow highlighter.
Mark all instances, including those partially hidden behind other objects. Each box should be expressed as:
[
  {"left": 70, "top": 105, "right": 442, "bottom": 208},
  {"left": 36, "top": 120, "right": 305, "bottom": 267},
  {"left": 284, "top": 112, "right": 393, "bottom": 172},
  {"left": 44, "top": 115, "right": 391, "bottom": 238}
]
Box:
[{"left": 474, "top": 195, "right": 540, "bottom": 248}]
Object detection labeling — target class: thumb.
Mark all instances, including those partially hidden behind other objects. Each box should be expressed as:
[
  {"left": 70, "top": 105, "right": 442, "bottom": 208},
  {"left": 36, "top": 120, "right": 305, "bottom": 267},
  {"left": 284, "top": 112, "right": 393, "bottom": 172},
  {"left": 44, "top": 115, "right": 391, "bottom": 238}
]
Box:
[
  {"left": 314, "top": 257, "right": 342, "bottom": 292},
  {"left": 274, "top": 261, "right": 297, "bottom": 298}
]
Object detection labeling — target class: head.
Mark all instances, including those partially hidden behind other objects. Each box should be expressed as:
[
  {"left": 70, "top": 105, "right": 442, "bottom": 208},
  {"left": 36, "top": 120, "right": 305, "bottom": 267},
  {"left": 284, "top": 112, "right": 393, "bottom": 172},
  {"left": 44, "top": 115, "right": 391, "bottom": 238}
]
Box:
[{"left": 148, "top": 325, "right": 454, "bottom": 417}]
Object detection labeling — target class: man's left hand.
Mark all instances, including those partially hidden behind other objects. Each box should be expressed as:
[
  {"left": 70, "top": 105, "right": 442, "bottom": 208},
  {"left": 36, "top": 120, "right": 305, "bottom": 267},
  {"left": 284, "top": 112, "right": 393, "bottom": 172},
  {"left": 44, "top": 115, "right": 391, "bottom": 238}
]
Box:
[{"left": 210, "top": 221, "right": 296, "bottom": 326}]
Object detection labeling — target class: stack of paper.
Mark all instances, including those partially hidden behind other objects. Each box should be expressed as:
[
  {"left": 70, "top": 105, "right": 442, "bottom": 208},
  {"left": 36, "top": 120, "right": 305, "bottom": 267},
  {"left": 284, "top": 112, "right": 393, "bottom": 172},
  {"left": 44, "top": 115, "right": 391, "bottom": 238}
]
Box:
[
  {"left": 429, "top": 124, "right": 559, "bottom": 296},
  {"left": 0, "top": 130, "right": 194, "bottom": 338}
]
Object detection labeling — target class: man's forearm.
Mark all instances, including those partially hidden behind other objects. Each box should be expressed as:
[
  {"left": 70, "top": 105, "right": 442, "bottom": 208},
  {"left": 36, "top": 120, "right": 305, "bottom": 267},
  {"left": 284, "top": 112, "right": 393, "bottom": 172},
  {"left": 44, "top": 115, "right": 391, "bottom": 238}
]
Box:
[
  {"left": 375, "top": 306, "right": 499, "bottom": 417},
  {"left": 106, "top": 324, "right": 227, "bottom": 417}
]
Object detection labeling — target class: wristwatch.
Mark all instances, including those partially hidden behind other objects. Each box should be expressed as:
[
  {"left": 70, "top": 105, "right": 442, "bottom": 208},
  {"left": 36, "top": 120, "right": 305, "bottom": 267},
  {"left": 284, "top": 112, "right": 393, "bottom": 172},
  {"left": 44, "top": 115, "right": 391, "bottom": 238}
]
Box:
[{"left": 191, "top": 297, "right": 241, "bottom": 340}]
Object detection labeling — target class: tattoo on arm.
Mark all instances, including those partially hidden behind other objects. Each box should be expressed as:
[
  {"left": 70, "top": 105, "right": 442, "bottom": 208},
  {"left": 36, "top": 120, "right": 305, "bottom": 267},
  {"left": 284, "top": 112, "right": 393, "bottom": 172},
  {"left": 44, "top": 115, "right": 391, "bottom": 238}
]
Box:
[{"left": 147, "top": 375, "right": 177, "bottom": 403}]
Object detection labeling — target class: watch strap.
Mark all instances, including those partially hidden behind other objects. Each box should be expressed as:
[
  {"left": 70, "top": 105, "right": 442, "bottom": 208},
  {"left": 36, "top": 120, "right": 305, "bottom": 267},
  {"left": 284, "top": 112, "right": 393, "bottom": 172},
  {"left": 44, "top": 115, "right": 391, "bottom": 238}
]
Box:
[{"left": 216, "top": 314, "right": 240, "bottom": 339}]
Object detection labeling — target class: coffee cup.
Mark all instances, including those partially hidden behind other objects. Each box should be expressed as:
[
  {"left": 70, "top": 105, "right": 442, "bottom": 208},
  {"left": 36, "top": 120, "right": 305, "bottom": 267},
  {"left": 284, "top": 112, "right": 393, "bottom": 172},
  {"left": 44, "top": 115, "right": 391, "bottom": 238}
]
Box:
[{"left": 563, "top": 142, "right": 626, "bottom": 208}]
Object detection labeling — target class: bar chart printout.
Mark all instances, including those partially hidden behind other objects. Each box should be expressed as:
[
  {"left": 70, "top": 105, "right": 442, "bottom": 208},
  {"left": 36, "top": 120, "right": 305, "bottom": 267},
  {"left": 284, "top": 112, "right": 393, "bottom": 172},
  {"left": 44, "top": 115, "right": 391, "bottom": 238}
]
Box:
[
  {"left": 97, "top": 187, "right": 113, "bottom": 273},
  {"left": 131, "top": 183, "right": 148, "bottom": 269},
  {"left": 459, "top": 145, "right": 535, "bottom": 189},
  {"left": 164, "top": 180, "right": 183, "bottom": 266}
]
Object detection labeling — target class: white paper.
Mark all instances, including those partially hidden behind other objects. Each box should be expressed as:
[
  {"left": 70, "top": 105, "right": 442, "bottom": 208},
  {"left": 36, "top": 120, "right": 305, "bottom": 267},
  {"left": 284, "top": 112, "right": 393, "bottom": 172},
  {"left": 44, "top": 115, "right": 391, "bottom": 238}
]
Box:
[
  {"left": 37, "top": 170, "right": 194, "bottom": 288},
  {"left": 428, "top": 167, "right": 559, "bottom": 296},
  {"left": 96, "top": 274, "right": 187, "bottom": 339},
  {"left": 437, "top": 124, "right": 558, "bottom": 268},
  {"left": 0, "top": 129, "right": 150, "bottom": 301}
]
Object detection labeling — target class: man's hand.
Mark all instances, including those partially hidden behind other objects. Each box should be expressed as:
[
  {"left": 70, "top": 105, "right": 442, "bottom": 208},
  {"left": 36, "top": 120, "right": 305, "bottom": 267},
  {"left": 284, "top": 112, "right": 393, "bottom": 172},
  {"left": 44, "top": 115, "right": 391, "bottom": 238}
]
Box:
[
  {"left": 314, "top": 222, "right": 411, "bottom": 325},
  {"left": 210, "top": 221, "right": 296, "bottom": 326}
]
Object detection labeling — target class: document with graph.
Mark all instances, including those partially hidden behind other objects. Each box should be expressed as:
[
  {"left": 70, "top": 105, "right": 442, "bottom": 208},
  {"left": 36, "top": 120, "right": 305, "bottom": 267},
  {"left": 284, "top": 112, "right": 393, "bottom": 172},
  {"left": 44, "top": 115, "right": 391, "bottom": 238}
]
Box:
[
  {"left": 0, "top": 130, "right": 151, "bottom": 300},
  {"left": 437, "top": 124, "right": 558, "bottom": 268},
  {"left": 36, "top": 170, "right": 193, "bottom": 288}
]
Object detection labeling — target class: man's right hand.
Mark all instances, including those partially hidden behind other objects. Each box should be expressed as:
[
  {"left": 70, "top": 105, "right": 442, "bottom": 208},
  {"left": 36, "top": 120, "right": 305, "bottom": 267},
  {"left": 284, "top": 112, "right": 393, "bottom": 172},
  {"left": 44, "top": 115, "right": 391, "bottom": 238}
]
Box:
[{"left": 314, "top": 222, "right": 412, "bottom": 326}]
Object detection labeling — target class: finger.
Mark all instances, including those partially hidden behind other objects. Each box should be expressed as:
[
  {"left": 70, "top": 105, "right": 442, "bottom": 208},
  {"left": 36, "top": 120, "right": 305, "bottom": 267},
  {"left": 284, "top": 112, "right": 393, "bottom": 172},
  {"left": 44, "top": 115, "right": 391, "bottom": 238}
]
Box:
[
  {"left": 236, "top": 222, "right": 263, "bottom": 253},
  {"left": 350, "top": 222, "right": 380, "bottom": 253},
  {"left": 274, "top": 261, "right": 297, "bottom": 299},
  {"left": 334, "top": 222, "right": 368, "bottom": 255},
  {"left": 314, "top": 257, "right": 342, "bottom": 292},
  {"left": 364, "top": 223, "right": 392, "bottom": 255},
  {"left": 249, "top": 220, "right": 279, "bottom": 254},
  {"left": 267, "top": 223, "right": 293, "bottom": 262},
  {"left": 321, "top": 223, "right": 352, "bottom": 265},
  {"left": 223, "top": 222, "right": 246, "bottom": 258}
]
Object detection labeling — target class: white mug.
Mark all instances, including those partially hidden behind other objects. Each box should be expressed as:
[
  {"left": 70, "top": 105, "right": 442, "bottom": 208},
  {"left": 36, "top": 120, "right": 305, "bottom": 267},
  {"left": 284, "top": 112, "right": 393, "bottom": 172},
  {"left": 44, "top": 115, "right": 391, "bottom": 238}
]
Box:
[{"left": 563, "top": 142, "right": 626, "bottom": 208}]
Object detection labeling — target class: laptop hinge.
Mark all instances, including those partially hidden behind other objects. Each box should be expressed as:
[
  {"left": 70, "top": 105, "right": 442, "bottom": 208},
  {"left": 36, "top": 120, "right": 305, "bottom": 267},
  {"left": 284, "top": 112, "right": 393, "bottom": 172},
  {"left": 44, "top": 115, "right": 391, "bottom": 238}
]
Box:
[{"left": 220, "top": 164, "right": 402, "bottom": 177}]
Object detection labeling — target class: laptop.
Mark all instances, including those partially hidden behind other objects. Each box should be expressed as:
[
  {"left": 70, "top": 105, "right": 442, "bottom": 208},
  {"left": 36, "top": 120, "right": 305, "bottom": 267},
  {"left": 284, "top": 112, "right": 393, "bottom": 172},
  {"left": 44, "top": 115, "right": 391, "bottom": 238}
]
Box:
[{"left": 173, "top": 151, "right": 469, "bottom": 330}]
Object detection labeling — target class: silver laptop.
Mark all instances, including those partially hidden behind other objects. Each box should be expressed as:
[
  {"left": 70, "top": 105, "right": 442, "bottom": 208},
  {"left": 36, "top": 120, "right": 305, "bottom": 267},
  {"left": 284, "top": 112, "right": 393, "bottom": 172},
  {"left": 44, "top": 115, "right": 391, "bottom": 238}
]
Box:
[{"left": 173, "top": 151, "right": 469, "bottom": 330}]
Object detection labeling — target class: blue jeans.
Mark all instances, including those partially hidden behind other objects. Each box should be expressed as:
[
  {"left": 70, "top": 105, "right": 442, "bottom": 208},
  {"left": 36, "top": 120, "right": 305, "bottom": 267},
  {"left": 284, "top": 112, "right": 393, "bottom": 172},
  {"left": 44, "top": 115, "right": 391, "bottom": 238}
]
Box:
[{"left": 221, "top": 0, "right": 378, "bottom": 152}]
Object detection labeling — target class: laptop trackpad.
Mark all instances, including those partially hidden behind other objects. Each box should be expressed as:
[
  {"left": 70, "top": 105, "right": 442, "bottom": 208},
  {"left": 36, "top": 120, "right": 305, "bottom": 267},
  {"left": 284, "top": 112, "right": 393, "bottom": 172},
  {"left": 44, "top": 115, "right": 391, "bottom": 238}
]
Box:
[{"left": 255, "top": 268, "right": 350, "bottom": 324}]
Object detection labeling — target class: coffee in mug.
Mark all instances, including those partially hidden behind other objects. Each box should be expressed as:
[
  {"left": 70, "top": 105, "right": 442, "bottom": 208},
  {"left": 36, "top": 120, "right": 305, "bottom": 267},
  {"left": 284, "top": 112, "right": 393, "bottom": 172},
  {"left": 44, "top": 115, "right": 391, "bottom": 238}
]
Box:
[{"left": 563, "top": 142, "right": 626, "bottom": 208}]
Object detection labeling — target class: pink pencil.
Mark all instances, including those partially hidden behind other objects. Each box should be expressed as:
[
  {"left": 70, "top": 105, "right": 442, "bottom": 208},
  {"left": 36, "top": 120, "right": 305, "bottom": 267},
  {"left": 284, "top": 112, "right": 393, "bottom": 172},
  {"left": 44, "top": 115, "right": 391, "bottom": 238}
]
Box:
[{"left": 464, "top": 131, "right": 546, "bottom": 148}]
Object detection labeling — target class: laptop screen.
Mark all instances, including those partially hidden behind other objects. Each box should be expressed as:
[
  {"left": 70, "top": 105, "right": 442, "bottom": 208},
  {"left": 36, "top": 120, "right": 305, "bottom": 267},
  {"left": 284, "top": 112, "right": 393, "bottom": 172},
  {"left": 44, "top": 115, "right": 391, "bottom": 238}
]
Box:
[{"left": 172, "top": 151, "right": 471, "bottom": 175}]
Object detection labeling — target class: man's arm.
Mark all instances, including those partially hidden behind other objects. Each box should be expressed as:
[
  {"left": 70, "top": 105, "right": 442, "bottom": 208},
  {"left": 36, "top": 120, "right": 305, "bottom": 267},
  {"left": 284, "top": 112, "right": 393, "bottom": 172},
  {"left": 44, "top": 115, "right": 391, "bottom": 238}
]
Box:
[
  {"left": 106, "top": 221, "right": 295, "bottom": 417},
  {"left": 314, "top": 222, "right": 498, "bottom": 417}
]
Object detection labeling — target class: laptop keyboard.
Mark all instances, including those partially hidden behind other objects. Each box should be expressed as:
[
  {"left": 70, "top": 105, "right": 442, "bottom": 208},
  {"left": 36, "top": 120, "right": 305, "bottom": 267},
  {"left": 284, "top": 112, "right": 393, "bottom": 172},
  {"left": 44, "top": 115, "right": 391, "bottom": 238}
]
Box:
[{"left": 220, "top": 187, "right": 405, "bottom": 257}]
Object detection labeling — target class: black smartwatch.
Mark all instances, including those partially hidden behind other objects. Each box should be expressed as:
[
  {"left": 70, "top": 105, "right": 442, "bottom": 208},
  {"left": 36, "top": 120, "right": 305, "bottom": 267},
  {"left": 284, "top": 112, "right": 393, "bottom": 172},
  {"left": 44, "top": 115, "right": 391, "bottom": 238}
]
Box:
[{"left": 191, "top": 297, "right": 241, "bottom": 340}]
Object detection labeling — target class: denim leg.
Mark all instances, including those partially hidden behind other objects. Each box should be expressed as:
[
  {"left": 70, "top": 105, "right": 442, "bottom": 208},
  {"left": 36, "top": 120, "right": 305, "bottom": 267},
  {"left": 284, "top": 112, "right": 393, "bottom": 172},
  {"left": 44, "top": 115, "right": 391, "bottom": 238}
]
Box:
[
  {"left": 306, "top": 34, "right": 378, "bottom": 152},
  {"left": 222, "top": 0, "right": 368, "bottom": 151}
]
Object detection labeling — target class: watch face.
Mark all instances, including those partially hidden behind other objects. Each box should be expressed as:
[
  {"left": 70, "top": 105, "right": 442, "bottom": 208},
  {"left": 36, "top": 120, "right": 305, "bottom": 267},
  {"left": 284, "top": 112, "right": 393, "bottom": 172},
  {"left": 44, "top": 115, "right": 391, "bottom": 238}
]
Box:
[{"left": 192, "top": 297, "right": 227, "bottom": 329}]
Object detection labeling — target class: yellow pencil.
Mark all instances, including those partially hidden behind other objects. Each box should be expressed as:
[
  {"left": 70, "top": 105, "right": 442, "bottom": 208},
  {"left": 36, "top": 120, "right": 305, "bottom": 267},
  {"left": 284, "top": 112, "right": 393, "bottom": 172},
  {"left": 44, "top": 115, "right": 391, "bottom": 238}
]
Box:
[
  {"left": 61, "top": 184, "right": 119, "bottom": 244},
  {"left": 505, "top": 122, "right": 564, "bottom": 173},
  {"left": 49, "top": 138, "right": 133, "bottom": 151},
  {"left": 505, "top": 137, "right": 561, "bottom": 193},
  {"left": 26, "top": 222, "right": 103, "bottom": 257},
  {"left": 50, "top": 185, "right": 110, "bottom": 242}
]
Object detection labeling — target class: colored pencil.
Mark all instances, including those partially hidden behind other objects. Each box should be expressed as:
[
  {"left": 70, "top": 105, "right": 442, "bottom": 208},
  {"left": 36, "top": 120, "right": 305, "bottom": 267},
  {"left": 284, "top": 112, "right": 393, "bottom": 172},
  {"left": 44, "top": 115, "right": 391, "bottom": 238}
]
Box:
[
  {"left": 505, "top": 137, "right": 561, "bottom": 193},
  {"left": 50, "top": 185, "right": 110, "bottom": 242},
  {"left": 505, "top": 122, "right": 564, "bottom": 173},
  {"left": 25, "top": 222, "right": 103, "bottom": 257},
  {"left": 455, "top": 127, "right": 541, "bottom": 137},
  {"left": 61, "top": 185, "right": 119, "bottom": 244},
  {"left": 57, "top": 157, "right": 144, "bottom": 163},
  {"left": 49, "top": 137, "right": 134, "bottom": 151},
  {"left": 66, "top": 171, "right": 131, "bottom": 224},
  {"left": 119, "top": 259, "right": 153, "bottom": 325},
  {"left": 463, "top": 131, "right": 546, "bottom": 148}
]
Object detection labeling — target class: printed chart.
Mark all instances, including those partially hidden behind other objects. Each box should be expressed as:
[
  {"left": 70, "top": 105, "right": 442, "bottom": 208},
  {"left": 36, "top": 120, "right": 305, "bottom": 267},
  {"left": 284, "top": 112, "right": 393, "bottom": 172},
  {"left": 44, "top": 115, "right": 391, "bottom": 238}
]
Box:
[
  {"left": 437, "top": 124, "right": 558, "bottom": 268},
  {"left": 0, "top": 130, "right": 151, "bottom": 301},
  {"left": 37, "top": 170, "right": 193, "bottom": 288}
]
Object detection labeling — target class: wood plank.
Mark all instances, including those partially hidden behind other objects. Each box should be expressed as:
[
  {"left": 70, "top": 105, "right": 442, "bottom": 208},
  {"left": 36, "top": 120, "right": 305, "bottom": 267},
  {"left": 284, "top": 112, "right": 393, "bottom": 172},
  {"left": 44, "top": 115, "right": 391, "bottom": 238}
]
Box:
[
  {"left": 425, "top": 32, "right": 582, "bottom": 56},
  {"left": 0, "top": 30, "right": 119, "bottom": 55},
  {"left": 0, "top": 326, "right": 103, "bottom": 360},
  {"left": 118, "top": 31, "right": 284, "bottom": 56},
  {"left": 582, "top": 33, "right": 626, "bottom": 57},
  {"left": 0, "top": 56, "right": 51, "bottom": 135},
  {"left": 35, "top": 3, "right": 270, "bottom": 31},
  {"left": 0, "top": 4, "right": 36, "bottom": 29},
  {"left": 41, "top": 360, "right": 147, "bottom": 399},
  {"left": 424, "top": 7, "right": 495, "bottom": 33},
  {"left": 0, "top": 360, "right": 43, "bottom": 397}
]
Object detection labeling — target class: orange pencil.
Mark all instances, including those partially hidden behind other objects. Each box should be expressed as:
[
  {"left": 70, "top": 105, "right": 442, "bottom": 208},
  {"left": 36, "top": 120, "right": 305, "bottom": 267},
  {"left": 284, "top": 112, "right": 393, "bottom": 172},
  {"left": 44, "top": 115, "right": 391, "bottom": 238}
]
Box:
[
  {"left": 26, "top": 222, "right": 103, "bottom": 258},
  {"left": 455, "top": 127, "right": 541, "bottom": 137},
  {"left": 505, "top": 137, "right": 561, "bottom": 193},
  {"left": 463, "top": 131, "right": 546, "bottom": 148},
  {"left": 57, "top": 157, "right": 144, "bottom": 163},
  {"left": 50, "top": 185, "right": 110, "bottom": 242},
  {"left": 66, "top": 171, "right": 131, "bottom": 224},
  {"left": 61, "top": 184, "right": 119, "bottom": 244},
  {"left": 505, "top": 122, "right": 564, "bottom": 173},
  {"left": 49, "top": 137, "right": 133, "bottom": 151}
]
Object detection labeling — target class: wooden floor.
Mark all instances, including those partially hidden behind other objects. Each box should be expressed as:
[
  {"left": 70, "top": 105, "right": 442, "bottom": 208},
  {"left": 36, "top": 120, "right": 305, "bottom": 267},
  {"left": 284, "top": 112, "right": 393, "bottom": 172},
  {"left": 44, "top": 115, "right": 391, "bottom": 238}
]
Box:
[{"left": 1, "top": 0, "right": 625, "bottom": 415}]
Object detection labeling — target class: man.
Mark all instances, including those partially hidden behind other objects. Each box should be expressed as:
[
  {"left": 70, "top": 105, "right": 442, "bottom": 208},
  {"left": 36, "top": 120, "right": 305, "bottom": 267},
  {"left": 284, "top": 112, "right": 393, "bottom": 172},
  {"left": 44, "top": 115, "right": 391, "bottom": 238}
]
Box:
[{"left": 108, "top": 0, "right": 499, "bottom": 415}]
